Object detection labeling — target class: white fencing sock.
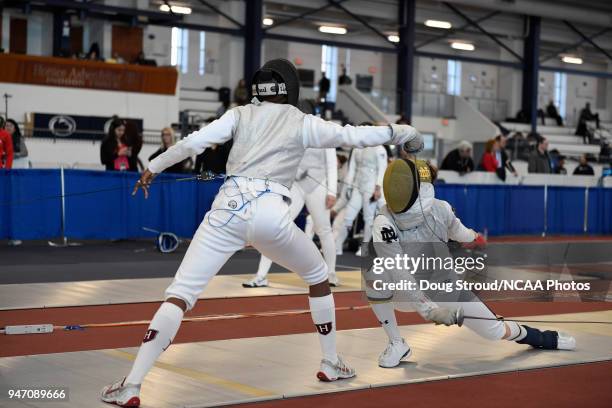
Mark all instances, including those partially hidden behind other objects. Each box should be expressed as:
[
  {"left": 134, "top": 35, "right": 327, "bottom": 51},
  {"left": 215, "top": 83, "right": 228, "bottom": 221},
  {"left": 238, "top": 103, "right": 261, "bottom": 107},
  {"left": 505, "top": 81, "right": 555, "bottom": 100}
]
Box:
[
  {"left": 255, "top": 255, "right": 273, "bottom": 280},
  {"left": 125, "top": 302, "right": 184, "bottom": 385},
  {"left": 371, "top": 302, "right": 402, "bottom": 342},
  {"left": 309, "top": 294, "right": 338, "bottom": 363}
]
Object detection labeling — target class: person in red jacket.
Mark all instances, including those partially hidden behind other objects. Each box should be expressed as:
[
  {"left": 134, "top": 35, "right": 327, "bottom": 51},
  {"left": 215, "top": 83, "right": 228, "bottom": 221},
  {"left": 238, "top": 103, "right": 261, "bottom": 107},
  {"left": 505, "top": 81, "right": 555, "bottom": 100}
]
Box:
[
  {"left": 0, "top": 120, "right": 14, "bottom": 169},
  {"left": 479, "top": 138, "right": 499, "bottom": 172}
]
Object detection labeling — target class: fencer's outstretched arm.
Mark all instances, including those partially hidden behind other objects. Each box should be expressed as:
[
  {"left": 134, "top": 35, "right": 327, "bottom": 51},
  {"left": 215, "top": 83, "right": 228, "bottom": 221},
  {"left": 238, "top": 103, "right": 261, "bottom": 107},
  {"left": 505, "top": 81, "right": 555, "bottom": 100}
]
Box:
[
  {"left": 302, "top": 115, "right": 422, "bottom": 151},
  {"left": 148, "top": 111, "right": 236, "bottom": 174},
  {"left": 439, "top": 200, "right": 478, "bottom": 243}
]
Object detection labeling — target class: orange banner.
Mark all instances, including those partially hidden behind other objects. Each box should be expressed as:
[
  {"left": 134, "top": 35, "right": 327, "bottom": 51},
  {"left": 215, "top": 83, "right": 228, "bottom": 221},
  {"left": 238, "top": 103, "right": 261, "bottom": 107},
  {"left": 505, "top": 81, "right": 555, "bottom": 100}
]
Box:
[{"left": 0, "top": 53, "right": 177, "bottom": 95}]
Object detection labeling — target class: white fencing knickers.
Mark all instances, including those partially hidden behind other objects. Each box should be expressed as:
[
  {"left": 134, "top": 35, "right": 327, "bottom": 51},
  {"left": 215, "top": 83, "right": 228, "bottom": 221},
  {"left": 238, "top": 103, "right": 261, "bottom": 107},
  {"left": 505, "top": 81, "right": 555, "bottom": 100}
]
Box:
[
  {"left": 255, "top": 182, "right": 335, "bottom": 280},
  {"left": 164, "top": 177, "right": 329, "bottom": 310},
  {"left": 333, "top": 190, "right": 378, "bottom": 251}
]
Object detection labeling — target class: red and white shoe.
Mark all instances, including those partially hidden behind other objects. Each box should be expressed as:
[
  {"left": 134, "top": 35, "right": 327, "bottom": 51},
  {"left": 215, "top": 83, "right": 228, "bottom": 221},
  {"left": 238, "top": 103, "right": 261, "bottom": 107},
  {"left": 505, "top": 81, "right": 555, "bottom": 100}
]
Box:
[
  {"left": 101, "top": 378, "right": 141, "bottom": 407},
  {"left": 316, "top": 355, "right": 356, "bottom": 381}
]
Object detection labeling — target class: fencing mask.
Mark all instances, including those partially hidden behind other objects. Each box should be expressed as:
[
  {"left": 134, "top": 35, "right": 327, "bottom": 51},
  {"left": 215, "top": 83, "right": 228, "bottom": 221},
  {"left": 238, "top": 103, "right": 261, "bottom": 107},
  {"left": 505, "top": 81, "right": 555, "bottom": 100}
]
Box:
[
  {"left": 383, "top": 159, "right": 433, "bottom": 214},
  {"left": 251, "top": 58, "right": 300, "bottom": 106}
]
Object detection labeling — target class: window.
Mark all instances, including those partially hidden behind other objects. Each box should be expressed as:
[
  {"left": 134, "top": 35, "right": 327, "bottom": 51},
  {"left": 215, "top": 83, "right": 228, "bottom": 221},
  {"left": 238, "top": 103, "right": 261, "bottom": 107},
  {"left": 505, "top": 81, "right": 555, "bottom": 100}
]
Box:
[
  {"left": 447, "top": 60, "right": 461, "bottom": 95},
  {"left": 554, "top": 72, "right": 567, "bottom": 118},
  {"left": 199, "top": 31, "right": 206, "bottom": 75},
  {"left": 321, "top": 45, "right": 338, "bottom": 101},
  {"left": 171, "top": 27, "right": 189, "bottom": 74}
]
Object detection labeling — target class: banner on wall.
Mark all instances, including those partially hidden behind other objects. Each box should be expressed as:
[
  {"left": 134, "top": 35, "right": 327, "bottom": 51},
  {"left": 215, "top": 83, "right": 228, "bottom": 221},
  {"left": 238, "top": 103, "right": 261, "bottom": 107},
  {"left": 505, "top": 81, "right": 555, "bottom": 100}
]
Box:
[{"left": 32, "top": 113, "right": 143, "bottom": 141}]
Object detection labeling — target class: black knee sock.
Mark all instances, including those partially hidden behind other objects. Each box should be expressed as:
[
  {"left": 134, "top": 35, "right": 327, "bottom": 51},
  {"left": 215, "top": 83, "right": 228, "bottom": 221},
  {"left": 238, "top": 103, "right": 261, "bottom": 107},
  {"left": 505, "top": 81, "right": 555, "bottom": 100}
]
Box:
[{"left": 516, "top": 325, "right": 558, "bottom": 349}]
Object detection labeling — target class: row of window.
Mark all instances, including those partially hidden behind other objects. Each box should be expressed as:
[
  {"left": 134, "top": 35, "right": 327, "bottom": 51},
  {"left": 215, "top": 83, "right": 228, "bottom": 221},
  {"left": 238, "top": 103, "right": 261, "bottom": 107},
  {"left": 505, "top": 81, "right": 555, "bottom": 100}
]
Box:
[{"left": 171, "top": 27, "right": 568, "bottom": 115}]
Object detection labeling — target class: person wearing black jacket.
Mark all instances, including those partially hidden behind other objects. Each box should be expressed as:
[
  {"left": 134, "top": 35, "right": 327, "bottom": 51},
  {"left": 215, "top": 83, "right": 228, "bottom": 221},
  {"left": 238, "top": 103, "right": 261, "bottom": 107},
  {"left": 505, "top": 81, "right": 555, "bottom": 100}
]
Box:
[
  {"left": 573, "top": 154, "right": 595, "bottom": 175},
  {"left": 494, "top": 134, "right": 517, "bottom": 181},
  {"left": 100, "top": 119, "right": 141, "bottom": 171},
  {"left": 440, "top": 141, "right": 474, "bottom": 174}
]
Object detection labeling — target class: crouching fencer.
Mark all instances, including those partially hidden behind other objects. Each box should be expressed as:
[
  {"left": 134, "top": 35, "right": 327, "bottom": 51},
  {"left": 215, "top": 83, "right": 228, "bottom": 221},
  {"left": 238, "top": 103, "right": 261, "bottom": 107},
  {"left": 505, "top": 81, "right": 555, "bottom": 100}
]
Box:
[
  {"left": 101, "top": 58, "right": 424, "bottom": 407},
  {"left": 333, "top": 142, "right": 387, "bottom": 255},
  {"left": 366, "top": 158, "right": 576, "bottom": 369},
  {"left": 243, "top": 147, "right": 340, "bottom": 288}
]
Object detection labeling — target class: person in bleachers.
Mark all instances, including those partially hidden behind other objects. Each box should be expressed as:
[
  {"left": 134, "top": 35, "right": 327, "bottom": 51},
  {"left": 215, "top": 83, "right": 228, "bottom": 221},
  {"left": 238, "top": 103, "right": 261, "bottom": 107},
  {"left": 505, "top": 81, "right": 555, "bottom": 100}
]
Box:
[
  {"left": 494, "top": 134, "right": 517, "bottom": 181},
  {"left": 100, "top": 119, "right": 139, "bottom": 172},
  {"left": 233, "top": 79, "right": 249, "bottom": 106},
  {"left": 553, "top": 155, "right": 567, "bottom": 175},
  {"left": 338, "top": 66, "right": 352, "bottom": 85},
  {"left": 0, "top": 117, "right": 13, "bottom": 169},
  {"left": 86, "top": 42, "right": 102, "bottom": 61},
  {"left": 573, "top": 154, "right": 595, "bottom": 175},
  {"left": 318, "top": 71, "right": 330, "bottom": 102},
  {"left": 4, "top": 119, "right": 28, "bottom": 168},
  {"left": 440, "top": 141, "right": 474, "bottom": 174},
  {"left": 148, "top": 127, "right": 186, "bottom": 174},
  {"left": 479, "top": 139, "right": 499, "bottom": 173},
  {"left": 546, "top": 100, "right": 563, "bottom": 126},
  {"left": 528, "top": 137, "right": 552, "bottom": 174},
  {"left": 575, "top": 102, "right": 600, "bottom": 144}
]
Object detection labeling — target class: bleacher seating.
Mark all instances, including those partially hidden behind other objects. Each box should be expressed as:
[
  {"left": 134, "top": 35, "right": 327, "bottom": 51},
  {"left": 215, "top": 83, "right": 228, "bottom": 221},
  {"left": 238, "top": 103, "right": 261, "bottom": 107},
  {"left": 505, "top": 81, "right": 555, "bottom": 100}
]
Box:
[{"left": 500, "top": 121, "right": 601, "bottom": 159}]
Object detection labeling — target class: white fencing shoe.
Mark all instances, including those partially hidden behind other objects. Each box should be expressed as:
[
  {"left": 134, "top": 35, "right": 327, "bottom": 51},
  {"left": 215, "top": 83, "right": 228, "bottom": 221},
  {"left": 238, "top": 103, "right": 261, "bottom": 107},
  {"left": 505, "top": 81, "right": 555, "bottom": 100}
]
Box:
[
  {"left": 316, "top": 355, "right": 356, "bottom": 381},
  {"left": 378, "top": 338, "right": 412, "bottom": 368},
  {"left": 101, "top": 378, "right": 140, "bottom": 407},
  {"left": 556, "top": 332, "right": 576, "bottom": 350},
  {"left": 242, "top": 276, "right": 269, "bottom": 288}
]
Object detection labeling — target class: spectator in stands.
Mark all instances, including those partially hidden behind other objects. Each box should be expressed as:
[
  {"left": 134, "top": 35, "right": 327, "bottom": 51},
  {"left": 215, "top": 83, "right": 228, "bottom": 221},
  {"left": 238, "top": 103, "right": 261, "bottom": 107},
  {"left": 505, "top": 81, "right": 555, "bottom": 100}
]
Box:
[
  {"left": 149, "top": 127, "right": 185, "bottom": 173},
  {"left": 216, "top": 99, "right": 230, "bottom": 118},
  {"left": 100, "top": 119, "right": 138, "bottom": 171},
  {"left": 528, "top": 137, "right": 552, "bottom": 174},
  {"left": 440, "top": 141, "right": 474, "bottom": 174},
  {"left": 86, "top": 42, "right": 102, "bottom": 61},
  {"left": 546, "top": 100, "right": 563, "bottom": 126},
  {"left": 234, "top": 79, "right": 249, "bottom": 106},
  {"left": 0, "top": 117, "right": 13, "bottom": 169},
  {"left": 479, "top": 139, "right": 499, "bottom": 173},
  {"left": 575, "top": 102, "right": 600, "bottom": 144},
  {"left": 338, "top": 66, "right": 352, "bottom": 85},
  {"left": 573, "top": 154, "right": 595, "bottom": 175},
  {"left": 124, "top": 121, "right": 144, "bottom": 171},
  {"left": 553, "top": 155, "right": 567, "bottom": 175},
  {"left": 495, "top": 134, "right": 517, "bottom": 181},
  {"left": 318, "top": 71, "right": 330, "bottom": 102},
  {"left": 4, "top": 119, "right": 28, "bottom": 168}
]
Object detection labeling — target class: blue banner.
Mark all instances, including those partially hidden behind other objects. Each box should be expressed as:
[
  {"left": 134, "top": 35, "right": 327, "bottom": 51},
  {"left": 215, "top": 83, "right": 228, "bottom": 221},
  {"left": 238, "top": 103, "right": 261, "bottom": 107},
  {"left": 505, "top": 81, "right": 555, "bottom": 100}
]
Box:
[{"left": 0, "top": 170, "right": 609, "bottom": 239}]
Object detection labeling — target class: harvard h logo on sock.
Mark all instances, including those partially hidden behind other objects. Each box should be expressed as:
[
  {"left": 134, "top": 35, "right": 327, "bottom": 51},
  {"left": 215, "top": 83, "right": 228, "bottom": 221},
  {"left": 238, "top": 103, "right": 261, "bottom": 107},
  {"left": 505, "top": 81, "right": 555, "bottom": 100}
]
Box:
[
  {"left": 143, "top": 329, "right": 159, "bottom": 343},
  {"left": 315, "top": 322, "right": 333, "bottom": 335}
]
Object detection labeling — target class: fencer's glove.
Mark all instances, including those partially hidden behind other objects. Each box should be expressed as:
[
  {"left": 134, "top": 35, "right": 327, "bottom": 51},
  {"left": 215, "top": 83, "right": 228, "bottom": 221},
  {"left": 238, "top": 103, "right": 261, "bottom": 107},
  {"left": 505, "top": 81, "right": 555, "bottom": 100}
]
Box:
[
  {"left": 388, "top": 124, "right": 423, "bottom": 153},
  {"left": 425, "top": 306, "right": 464, "bottom": 327},
  {"left": 463, "top": 232, "right": 487, "bottom": 250}
]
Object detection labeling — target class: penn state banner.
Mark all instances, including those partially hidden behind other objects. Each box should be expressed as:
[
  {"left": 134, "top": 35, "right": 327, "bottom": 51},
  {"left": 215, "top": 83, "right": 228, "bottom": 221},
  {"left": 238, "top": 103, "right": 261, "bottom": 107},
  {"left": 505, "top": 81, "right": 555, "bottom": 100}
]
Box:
[{"left": 32, "top": 113, "right": 143, "bottom": 141}]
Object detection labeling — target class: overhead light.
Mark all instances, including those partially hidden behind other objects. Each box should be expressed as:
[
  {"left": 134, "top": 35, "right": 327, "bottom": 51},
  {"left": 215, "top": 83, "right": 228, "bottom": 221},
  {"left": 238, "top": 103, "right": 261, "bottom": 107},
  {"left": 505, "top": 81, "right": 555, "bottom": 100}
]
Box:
[
  {"left": 561, "top": 55, "right": 583, "bottom": 64},
  {"left": 388, "top": 35, "right": 400, "bottom": 43},
  {"left": 263, "top": 18, "right": 274, "bottom": 26},
  {"left": 451, "top": 41, "right": 475, "bottom": 51},
  {"left": 425, "top": 19, "right": 452, "bottom": 29},
  {"left": 159, "top": 4, "right": 192, "bottom": 14},
  {"left": 318, "top": 25, "right": 347, "bottom": 35}
]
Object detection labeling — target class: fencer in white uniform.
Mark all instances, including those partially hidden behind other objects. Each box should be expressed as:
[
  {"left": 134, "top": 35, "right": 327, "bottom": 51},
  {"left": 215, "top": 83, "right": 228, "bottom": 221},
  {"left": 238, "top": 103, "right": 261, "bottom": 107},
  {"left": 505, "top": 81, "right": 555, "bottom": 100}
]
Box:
[
  {"left": 367, "top": 159, "right": 576, "bottom": 369},
  {"left": 243, "top": 147, "right": 339, "bottom": 287},
  {"left": 333, "top": 145, "right": 387, "bottom": 255},
  {"left": 101, "top": 59, "right": 423, "bottom": 407}
]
